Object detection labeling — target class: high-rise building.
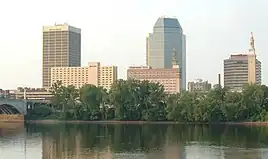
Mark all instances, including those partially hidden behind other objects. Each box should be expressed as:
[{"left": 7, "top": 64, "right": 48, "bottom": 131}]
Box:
[
  {"left": 128, "top": 51, "right": 181, "bottom": 94},
  {"left": 224, "top": 33, "right": 261, "bottom": 91},
  {"left": 51, "top": 62, "right": 118, "bottom": 90},
  {"left": 42, "top": 23, "right": 81, "bottom": 88},
  {"left": 146, "top": 16, "right": 186, "bottom": 90},
  {"left": 188, "top": 79, "right": 212, "bottom": 93}
]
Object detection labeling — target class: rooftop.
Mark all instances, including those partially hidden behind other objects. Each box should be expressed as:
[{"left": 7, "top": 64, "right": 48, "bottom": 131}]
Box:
[{"left": 154, "top": 17, "right": 181, "bottom": 28}]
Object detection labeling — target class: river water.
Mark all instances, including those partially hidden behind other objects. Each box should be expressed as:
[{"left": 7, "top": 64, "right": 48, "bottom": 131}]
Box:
[{"left": 0, "top": 122, "right": 268, "bottom": 159}]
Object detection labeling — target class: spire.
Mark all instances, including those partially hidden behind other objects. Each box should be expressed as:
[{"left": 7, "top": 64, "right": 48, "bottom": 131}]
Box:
[
  {"left": 172, "top": 48, "right": 178, "bottom": 65},
  {"left": 249, "top": 32, "right": 255, "bottom": 54}
]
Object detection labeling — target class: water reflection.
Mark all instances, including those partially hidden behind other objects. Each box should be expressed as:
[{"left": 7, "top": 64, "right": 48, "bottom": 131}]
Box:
[
  {"left": 37, "top": 124, "right": 187, "bottom": 159},
  {"left": 1, "top": 123, "right": 268, "bottom": 158}
]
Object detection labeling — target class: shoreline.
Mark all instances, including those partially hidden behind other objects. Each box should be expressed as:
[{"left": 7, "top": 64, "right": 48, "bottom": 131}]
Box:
[{"left": 24, "top": 120, "right": 268, "bottom": 126}]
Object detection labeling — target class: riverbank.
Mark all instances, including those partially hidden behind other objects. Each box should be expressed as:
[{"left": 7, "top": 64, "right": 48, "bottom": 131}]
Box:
[
  {"left": 25, "top": 120, "right": 268, "bottom": 126},
  {"left": 0, "top": 114, "right": 24, "bottom": 122}
]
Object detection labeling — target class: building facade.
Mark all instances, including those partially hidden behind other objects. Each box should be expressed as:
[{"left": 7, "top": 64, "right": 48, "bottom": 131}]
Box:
[
  {"left": 42, "top": 23, "right": 81, "bottom": 88},
  {"left": 51, "top": 62, "right": 118, "bottom": 90},
  {"left": 127, "top": 66, "right": 180, "bottom": 94},
  {"left": 13, "top": 87, "right": 52, "bottom": 102},
  {"left": 188, "top": 79, "right": 212, "bottom": 93},
  {"left": 146, "top": 16, "right": 186, "bottom": 90},
  {"left": 0, "top": 89, "right": 13, "bottom": 98},
  {"left": 224, "top": 54, "right": 261, "bottom": 91},
  {"left": 129, "top": 51, "right": 181, "bottom": 94},
  {"left": 224, "top": 32, "right": 261, "bottom": 91}
]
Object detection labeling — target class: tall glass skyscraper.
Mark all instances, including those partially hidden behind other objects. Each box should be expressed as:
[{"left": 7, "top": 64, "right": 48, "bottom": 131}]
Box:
[{"left": 146, "top": 17, "right": 186, "bottom": 90}]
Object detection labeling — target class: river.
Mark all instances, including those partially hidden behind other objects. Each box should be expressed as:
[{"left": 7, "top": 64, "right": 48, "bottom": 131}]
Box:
[{"left": 0, "top": 122, "right": 268, "bottom": 158}]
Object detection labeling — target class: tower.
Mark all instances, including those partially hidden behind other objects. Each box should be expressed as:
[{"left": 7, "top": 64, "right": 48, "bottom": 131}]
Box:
[
  {"left": 147, "top": 17, "right": 186, "bottom": 90},
  {"left": 42, "top": 23, "right": 81, "bottom": 88},
  {"left": 248, "top": 32, "right": 258, "bottom": 84},
  {"left": 249, "top": 32, "right": 255, "bottom": 54}
]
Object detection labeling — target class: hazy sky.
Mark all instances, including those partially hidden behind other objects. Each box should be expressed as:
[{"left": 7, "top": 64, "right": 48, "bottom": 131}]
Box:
[{"left": 0, "top": 0, "right": 267, "bottom": 89}]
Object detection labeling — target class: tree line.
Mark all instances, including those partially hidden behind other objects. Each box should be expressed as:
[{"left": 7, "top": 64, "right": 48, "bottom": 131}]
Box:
[{"left": 31, "top": 79, "right": 268, "bottom": 122}]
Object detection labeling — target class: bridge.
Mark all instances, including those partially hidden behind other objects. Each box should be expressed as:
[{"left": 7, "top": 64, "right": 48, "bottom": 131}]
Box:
[{"left": 0, "top": 98, "right": 49, "bottom": 115}]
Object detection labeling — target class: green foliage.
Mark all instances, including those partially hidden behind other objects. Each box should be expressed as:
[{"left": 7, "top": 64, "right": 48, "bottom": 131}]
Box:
[
  {"left": 79, "top": 84, "right": 104, "bottom": 120},
  {"left": 26, "top": 105, "right": 53, "bottom": 120},
  {"left": 38, "top": 79, "right": 268, "bottom": 122},
  {"left": 109, "top": 79, "right": 166, "bottom": 121},
  {"left": 166, "top": 84, "right": 268, "bottom": 122}
]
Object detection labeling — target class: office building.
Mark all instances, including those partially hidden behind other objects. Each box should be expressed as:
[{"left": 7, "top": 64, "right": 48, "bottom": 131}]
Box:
[
  {"left": 42, "top": 23, "right": 81, "bottom": 88},
  {"left": 51, "top": 62, "right": 118, "bottom": 90},
  {"left": 188, "top": 79, "right": 212, "bottom": 92},
  {"left": 224, "top": 33, "right": 261, "bottom": 91},
  {"left": 128, "top": 51, "right": 180, "bottom": 94},
  {"left": 146, "top": 16, "right": 186, "bottom": 90}
]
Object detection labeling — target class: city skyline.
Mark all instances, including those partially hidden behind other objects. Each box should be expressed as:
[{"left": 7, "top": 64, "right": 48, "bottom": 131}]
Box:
[{"left": 0, "top": 0, "right": 267, "bottom": 89}]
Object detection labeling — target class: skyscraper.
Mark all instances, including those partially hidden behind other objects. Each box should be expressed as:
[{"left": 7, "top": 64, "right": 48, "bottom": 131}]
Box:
[
  {"left": 146, "top": 17, "right": 186, "bottom": 90},
  {"left": 224, "top": 32, "right": 261, "bottom": 91},
  {"left": 42, "top": 23, "right": 81, "bottom": 88}
]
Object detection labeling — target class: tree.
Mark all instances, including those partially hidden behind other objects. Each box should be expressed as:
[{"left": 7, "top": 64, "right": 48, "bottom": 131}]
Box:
[
  {"left": 47, "top": 79, "right": 268, "bottom": 122},
  {"left": 79, "top": 84, "right": 104, "bottom": 120},
  {"left": 50, "top": 80, "right": 65, "bottom": 111},
  {"left": 139, "top": 80, "right": 166, "bottom": 121},
  {"left": 109, "top": 79, "right": 166, "bottom": 121},
  {"left": 50, "top": 81, "right": 79, "bottom": 119}
]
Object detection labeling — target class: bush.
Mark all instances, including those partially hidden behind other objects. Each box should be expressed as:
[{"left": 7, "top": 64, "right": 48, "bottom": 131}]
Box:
[{"left": 28, "top": 105, "right": 53, "bottom": 118}]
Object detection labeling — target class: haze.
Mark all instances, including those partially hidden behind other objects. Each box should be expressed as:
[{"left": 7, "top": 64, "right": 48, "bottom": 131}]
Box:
[{"left": 0, "top": 0, "right": 267, "bottom": 89}]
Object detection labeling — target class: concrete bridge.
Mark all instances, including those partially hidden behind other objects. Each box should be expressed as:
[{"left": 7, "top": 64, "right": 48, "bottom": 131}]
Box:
[{"left": 0, "top": 98, "right": 49, "bottom": 115}]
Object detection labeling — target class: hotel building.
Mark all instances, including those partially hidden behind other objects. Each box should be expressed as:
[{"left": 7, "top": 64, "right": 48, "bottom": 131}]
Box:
[
  {"left": 51, "top": 62, "right": 118, "bottom": 90},
  {"left": 42, "top": 23, "right": 81, "bottom": 88},
  {"left": 128, "top": 50, "right": 181, "bottom": 94},
  {"left": 224, "top": 33, "right": 261, "bottom": 91}
]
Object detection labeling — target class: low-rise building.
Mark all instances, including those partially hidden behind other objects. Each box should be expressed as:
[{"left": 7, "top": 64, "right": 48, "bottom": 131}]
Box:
[
  {"left": 0, "top": 89, "right": 12, "bottom": 98},
  {"left": 127, "top": 51, "right": 181, "bottom": 94},
  {"left": 14, "top": 87, "right": 52, "bottom": 102},
  {"left": 188, "top": 79, "right": 212, "bottom": 93}
]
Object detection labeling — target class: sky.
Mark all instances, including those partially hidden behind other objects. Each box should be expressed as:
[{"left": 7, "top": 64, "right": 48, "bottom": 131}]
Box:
[{"left": 0, "top": 0, "right": 267, "bottom": 89}]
